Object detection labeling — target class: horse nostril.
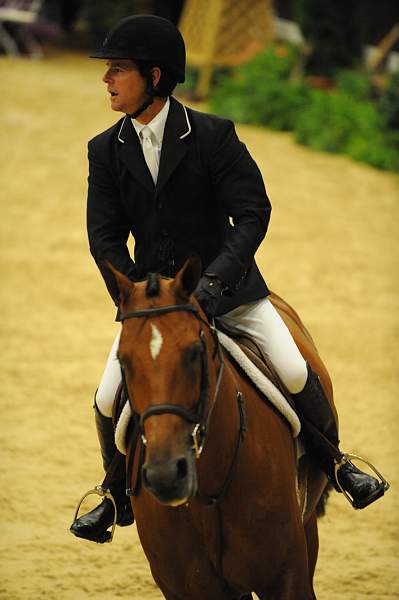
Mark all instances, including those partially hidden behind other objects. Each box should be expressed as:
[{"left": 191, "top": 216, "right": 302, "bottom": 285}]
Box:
[
  {"left": 176, "top": 457, "right": 188, "bottom": 480},
  {"left": 142, "top": 458, "right": 188, "bottom": 488}
]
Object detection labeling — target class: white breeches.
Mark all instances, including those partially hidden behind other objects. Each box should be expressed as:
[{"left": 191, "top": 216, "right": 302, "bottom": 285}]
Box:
[
  {"left": 219, "top": 298, "right": 308, "bottom": 393},
  {"left": 95, "top": 297, "right": 308, "bottom": 417},
  {"left": 96, "top": 329, "right": 122, "bottom": 417}
]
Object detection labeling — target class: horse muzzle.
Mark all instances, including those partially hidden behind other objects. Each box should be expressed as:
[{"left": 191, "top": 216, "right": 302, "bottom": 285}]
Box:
[{"left": 142, "top": 449, "right": 198, "bottom": 506}]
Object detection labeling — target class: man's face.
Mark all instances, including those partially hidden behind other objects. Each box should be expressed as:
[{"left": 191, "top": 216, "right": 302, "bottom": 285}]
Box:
[{"left": 102, "top": 59, "right": 147, "bottom": 114}]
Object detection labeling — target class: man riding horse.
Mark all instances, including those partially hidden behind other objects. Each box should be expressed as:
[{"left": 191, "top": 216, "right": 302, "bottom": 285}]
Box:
[{"left": 70, "top": 14, "right": 386, "bottom": 544}]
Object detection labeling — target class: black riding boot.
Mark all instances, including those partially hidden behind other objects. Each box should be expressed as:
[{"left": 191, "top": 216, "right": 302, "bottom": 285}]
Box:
[
  {"left": 293, "top": 365, "right": 387, "bottom": 509},
  {"left": 70, "top": 401, "right": 134, "bottom": 543}
]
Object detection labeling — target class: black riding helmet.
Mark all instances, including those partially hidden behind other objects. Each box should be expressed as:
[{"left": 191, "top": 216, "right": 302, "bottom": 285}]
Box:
[{"left": 90, "top": 14, "right": 186, "bottom": 118}]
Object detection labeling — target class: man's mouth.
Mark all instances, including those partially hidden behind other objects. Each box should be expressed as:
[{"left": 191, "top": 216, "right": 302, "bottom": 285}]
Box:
[{"left": 109, "top": 91, "right": 118, "bottom": 97}]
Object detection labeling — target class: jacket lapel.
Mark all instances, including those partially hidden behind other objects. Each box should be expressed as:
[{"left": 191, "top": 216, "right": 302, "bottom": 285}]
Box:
[
  {"left": 117, "top": 98, "right": 191, "bottom": 195},
  {"left": 118, "top": 116, "right": 155, "bottom": 193},
  {"left": 156, "top": 97, "right": 191, "bottom": 194}
]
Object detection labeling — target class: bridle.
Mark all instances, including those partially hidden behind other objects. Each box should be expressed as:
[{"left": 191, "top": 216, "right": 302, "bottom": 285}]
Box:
[{"left": 120, "top": 302, "right": 225, "bottom": 459}]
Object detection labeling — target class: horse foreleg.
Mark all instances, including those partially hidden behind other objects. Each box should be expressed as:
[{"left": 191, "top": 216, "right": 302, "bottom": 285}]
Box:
[
  {"left": 256, "top": 555, "right": 314, "bottom": 600},
  {"left": 258, "top": 580, "right": 314, "bottom": 600}
]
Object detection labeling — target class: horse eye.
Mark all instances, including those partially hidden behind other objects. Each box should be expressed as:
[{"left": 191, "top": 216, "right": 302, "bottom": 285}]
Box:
[
  {"left": 118, "top": 355, "right": 133, "bottom": 377},
  {"left": 185, "top": 344, "right": 201, "bottom": 364}
]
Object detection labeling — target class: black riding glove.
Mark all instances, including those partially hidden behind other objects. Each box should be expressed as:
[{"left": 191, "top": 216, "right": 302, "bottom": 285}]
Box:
[{"left": 194, "top": 275, "right": 224, "bottom": 320}]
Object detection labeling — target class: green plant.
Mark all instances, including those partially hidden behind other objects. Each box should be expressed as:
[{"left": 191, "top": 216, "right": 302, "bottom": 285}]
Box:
[
  {"left": 294, "top": 88, "right": 399, "bottom": 170},
  {"left": 335, "top": 70, "right": 372, "bottom": 101},
  {"left": 346, "top": 134, "right": 399, "bottom": 171},
  {"left": 209, "top": 42, "right": 399, "bottom": 172},
  {"left": 210, "top": 44, "right": 308, "bottom": 129}
]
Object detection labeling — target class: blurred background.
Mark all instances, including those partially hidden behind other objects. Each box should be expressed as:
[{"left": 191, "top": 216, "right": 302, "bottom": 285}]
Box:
[
  {"left": 1, "top": 0, "right": 398, "bottom": 171},
  {"left": 0, "top": 2, "right": 398, "bottom": 599}
]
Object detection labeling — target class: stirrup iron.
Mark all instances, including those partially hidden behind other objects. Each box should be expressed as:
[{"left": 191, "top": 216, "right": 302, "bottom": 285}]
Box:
[
  {"left": 71, "top": 485, "right": 118, "bottom": 543},
  {"left": 334, "top": 453, "right": 390, "bottom": 509}
]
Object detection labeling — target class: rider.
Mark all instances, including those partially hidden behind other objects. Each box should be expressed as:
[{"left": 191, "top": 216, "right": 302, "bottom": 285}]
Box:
[{"left": 70, "top": 15, "right": 386, "bottom": 544}]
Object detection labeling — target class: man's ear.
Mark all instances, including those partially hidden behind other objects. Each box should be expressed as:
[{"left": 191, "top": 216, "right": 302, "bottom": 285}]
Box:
[
  {"left": 99, "top": 261, "right": 134, "bottom": 305},
  {"left": 151, "top": 66, "right": 161, "bottom": 89},
  {"left": 172, "top": 256, "right": 202, "bottom": 300}
]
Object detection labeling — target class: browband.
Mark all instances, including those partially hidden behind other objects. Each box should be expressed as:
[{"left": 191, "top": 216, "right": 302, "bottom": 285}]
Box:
[{"left": 120, "top": 303, "right": 199, "bottom": 321}]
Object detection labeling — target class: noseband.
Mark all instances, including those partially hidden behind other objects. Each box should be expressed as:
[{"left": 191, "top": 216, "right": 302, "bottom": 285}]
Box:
[{"left": 120, "top": 303, "right": 225, "bottom": 459}]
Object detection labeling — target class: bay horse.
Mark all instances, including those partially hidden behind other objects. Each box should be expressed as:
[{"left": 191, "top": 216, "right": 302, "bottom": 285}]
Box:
[{"left": 110, "top": 256, "right": 333, "bottom": 600}]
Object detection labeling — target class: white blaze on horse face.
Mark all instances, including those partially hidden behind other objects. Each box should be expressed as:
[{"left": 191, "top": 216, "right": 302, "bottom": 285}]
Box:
[{"left": 150, "top": 324, "right": 163, "bottom": 360}]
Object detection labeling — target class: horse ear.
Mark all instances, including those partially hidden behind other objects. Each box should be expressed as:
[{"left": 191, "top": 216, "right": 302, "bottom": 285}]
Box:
[
  {"left": 173, "top": 256, "right": 202, "bottom": 299},
  {"left": 100, "top": 261, "right": 134, "bottom": 305}
]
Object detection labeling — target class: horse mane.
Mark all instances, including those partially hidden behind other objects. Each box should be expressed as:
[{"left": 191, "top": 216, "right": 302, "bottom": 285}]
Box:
[{"left": 146, "top": 272, "right": 160, "bottom": 298}]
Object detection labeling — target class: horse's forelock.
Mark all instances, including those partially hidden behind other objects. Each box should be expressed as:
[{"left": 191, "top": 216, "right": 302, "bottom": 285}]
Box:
[{"left": 146, "top": 272, "right": 160, "bottom": 298}]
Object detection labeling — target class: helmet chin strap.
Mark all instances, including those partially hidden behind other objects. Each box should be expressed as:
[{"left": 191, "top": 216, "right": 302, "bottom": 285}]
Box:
[
  {"left": 127, "top": 96, "right": 154, "bottom": 120},
  {"left": 127, "top": 72, "right": 155, "bottom": 120}
]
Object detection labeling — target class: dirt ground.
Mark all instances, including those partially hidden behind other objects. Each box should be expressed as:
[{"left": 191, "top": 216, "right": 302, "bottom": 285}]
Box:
[{"left": 0, "top": 53, "right": 398, "bottom": 600}]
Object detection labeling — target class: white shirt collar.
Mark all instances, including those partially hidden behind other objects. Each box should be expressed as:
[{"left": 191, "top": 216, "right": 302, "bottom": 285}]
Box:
[{"left": 132, "top": 97, "right": 170, "bottom": 147}]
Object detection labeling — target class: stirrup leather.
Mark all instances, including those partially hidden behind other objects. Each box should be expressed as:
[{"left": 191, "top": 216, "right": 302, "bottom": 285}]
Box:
[
  {"left": 71, "top": 485, "right": 118, "bottom": 543},
  {"left": 334, "top": 453, "right": 390, "bottom": 509}
]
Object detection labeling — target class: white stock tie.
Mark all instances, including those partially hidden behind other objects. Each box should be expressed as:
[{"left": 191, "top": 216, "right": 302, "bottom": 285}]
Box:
[{"left": 140, "top": 126, "right": 158, "bottom": 185}]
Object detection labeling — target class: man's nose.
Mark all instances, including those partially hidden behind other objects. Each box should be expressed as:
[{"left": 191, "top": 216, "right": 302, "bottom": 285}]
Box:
[{"left": 102, "top": 70, "right": 111, "bottom": 83}]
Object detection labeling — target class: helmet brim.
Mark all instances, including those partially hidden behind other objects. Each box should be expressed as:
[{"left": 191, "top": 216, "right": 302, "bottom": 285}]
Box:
[{"left": 89, "top": 50, "right": 134, "bottom": 59}]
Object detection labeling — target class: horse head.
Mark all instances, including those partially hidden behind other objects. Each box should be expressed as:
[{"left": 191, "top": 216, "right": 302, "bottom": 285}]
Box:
[{"left": 107, "top": 257, "right": 222, "bottom": 507}]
